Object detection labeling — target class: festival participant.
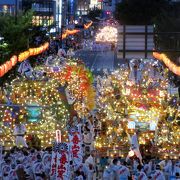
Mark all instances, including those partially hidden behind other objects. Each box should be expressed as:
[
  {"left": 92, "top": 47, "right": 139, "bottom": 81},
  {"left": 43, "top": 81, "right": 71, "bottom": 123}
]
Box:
[
  {"left": 116, "top": 161, "right": 130, "bottom": 180},
  {"left": 9, "top": 164, "right": 18, "bottom": 180},
  {"left": 134, "top": 165, "right": 148, "bottom": 180},
  {"left": 1, "top": 158, "right": 11, "bottom": 180},
  {"left": 169, "top": 160, "right": 180, "bottom": 179},
  {"left": 87, "top": 164, "right": 95, "bottom": 180},
  {"left": 103, "top": 163, "right": 114, "bottom": 180},
  {"left": 102, "top": 158, "right": 120, "bottom": 180},
  {"left": 133, "top": 158, "right": 140, "bottom": 172},
  {"left": 32, "top": 154, "right": 46, "bottom": 180},
  {"left": 143, "top": 159, "right": 152, "bottom": 177},
  {"left": 152, "top": 165, "right": 165, "bottom": 180},
  {"left": 110, "top": 158, "right": 121, "bottom": 180},
  {"left": 42, "top": 151, "right": 51, "bottom": 178},
  {"left": 13, "top": 120, "right": 28, "bottom": 148},
  {"left": 164, "top": 159, "right": 172, "bottom": 179},
  {"left": 126, "top": 130, "right": 143, "bottom": 165},
  {"left": 85, "top": 153, "right": 95, "bottom": 169},
  {"left": 74, "top": 170, "right": 84, "bottom": 180}
]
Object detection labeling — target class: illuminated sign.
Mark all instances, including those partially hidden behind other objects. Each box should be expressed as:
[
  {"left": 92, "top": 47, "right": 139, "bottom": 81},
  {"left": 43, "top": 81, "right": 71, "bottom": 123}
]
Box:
[{"left": 27, "top": 104, "right": 41, "bottom": 122}]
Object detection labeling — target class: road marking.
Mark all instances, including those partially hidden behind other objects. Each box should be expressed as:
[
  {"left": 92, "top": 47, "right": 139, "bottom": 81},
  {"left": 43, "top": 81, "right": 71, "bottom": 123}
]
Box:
[{"left": 91, "top": 53, "right": 98, "bottom": 70}]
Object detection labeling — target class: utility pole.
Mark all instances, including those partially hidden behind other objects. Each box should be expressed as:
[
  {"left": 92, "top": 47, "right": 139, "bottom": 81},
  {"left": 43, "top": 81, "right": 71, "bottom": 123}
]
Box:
[
  {"left": 56, "top": 0, "right": 63, "bottom": 48},
  {"left": 15, "top": 0, "right": 18, "bottom": 24}
]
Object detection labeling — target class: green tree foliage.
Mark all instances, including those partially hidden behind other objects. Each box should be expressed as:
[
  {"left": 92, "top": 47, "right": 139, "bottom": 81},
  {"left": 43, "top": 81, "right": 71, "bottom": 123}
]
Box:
[
  {"left": 114, "top": 0, "right": 168, "bottom": 25},
  {"left": 0, "top": 11, "right": 34, "bottom": 63}
]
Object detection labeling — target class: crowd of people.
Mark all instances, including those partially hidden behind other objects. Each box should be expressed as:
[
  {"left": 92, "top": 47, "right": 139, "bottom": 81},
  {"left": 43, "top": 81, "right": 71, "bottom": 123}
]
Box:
[
  {"left": 102, "top": 157, "right": 180, "bottom": 180},
  {"left": 0, "top": 145, "right": 179, "bottom": 180},
  {"left": 82, "top": 40, "right": 114, "bottom": 52}
]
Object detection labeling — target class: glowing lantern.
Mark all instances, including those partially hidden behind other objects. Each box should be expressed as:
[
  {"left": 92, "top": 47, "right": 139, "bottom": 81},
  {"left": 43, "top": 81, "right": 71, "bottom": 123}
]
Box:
[
  {"left": 150, "top": 122, "right": 157, "bottom": 131},
  {"left": 18, "top": 51, "right": 30, "bottom": 62},
  {"left": 29, "top": 48, "right": 35, "bottom": 56},
  {"left": 128, "top": 121, "right": 136, "bottom": 129},
  {"left": 153, "top": 52, "right": 180, "bottom": 76},
  {"left": 3, "top": 63, "right": 8, "bottom": 73},
  {"left": 6, "top": 61, "right": 12, "bottom": 71},
  {"left": 10, "top": 56, "right": 18, "bottom": 66},
  {"left": 84, "top": 21, "right": 93, "bottom": 29},
  {"left": 0, "top": 65, "right": 5, "bottom": 77},
  {"left": 128, "top": 150, "right": 135, "bottom": 157},
  {"left": 95, "top": 26, "right": 118, "bottom": 43}
]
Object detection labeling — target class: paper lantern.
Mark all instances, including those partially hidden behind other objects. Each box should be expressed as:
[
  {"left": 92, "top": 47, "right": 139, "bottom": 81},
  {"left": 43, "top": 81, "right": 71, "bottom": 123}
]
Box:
[
  {"left": 10, "top": 56, "right": 18, "bottom": 66},
  {"left": 84, "top": 21, "right": 93, "bottom": 29},
  {"left": 18, "top": 51, "right": 30, "bottom": 62},
  {"left": 153, "top": 52, "right": 180, "bottom": 76},
  {"left": 6, "top": 61, "right": 12, "bottom": 71},
  {"left": 3, "top": 63, "right": 8, "bottom": 73},
  {"left": 29, "top": 48, "right": 35, "bottom": 56},
  {"left": 128, "top": 150, "right": 135, "bottom": 157},
  {"left": 128, "top": 121, "right": 136, "bottom": 129},
  {"left": 0, "top": 65, "right": 5, "bottom": 77}
]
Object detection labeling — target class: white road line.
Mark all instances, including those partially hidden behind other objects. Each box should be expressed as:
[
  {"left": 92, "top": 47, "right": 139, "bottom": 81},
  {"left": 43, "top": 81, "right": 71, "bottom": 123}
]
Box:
[{"left": 91, "top": 53, "right": 98, "bottom": 70}]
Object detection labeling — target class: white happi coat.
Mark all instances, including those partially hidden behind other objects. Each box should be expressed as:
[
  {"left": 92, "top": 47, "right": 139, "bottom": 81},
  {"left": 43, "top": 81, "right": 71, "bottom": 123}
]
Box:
[{"left": 13, "top": 124, "right": 28, "bottom": 148}]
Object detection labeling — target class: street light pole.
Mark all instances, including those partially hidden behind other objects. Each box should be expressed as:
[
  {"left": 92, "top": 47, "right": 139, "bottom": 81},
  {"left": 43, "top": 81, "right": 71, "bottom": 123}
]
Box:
[
  {"left": 57, "top": 0, "right": 63, "bottom": 48},
  {"left": 15, "top": 0, "right": 18, "bottom": 24}
]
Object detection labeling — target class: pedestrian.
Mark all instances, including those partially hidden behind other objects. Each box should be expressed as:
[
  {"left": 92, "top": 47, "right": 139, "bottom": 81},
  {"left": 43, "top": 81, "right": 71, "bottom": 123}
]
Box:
[
  {"left": 134, "top": 164, "right": 148, "bottom": 180},
  {"left": 116, "top": 161, "right": 130, "bottom": 180},
  {"left": 152, "top": 164, "right": 165, "bottom": 180},
  {"left": 13, "top": 120, "right": 28, "bottom": 148}
]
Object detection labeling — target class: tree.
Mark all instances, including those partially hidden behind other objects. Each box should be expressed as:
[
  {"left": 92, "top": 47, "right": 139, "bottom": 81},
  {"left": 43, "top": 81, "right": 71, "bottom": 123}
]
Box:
[
  {"left": 114, "top": 0, "right": 168, "bottom": 25},
  {"left": 0, "top": 10, "right": 34, "bottom": 64}
]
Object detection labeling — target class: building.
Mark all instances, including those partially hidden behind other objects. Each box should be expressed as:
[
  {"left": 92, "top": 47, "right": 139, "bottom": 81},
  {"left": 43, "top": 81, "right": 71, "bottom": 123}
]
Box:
[
  {"left": 0, "top": 0, "right": 20, "bottom": 15},
  {"left": 20, "top": 0, "right": 69, "bottom": 35},
  {"left": 76, "top": 0, "right": 90, "bottom": 16},
  {"left": 20, "top": 0, "right": 56, "bottom": 27},
  {"left": 89, "top": 0, "right": 102, "bottom": 9},
  {"left": 66, "top": 0, "right": 77, "bottom": 23}
]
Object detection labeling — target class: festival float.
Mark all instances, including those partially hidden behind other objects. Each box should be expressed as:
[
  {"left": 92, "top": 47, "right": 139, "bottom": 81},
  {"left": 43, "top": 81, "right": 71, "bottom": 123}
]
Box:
[
  {"left": 95, "top": 59, "right": 179, "bottom": 158},
  {"left": 0, "top": 76, "right": 69, "bottom": 148},
  {"left": 47, "top": 58, "right": 96, "bottom": 118},
  {"left": 0, "top": 53, "right": 96, "bottom": 149},
  {"left": 95, "top": 26, "right": 118, "bottom": 43}
]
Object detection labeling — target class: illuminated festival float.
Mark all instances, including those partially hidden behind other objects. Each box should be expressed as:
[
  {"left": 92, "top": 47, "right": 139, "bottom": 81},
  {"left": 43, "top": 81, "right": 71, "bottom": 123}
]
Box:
[
  {"left": 95, "top": 26, "right": 118, "bottom": 43},
  {"left": 95, "top": 58, "right": 179, "bottom": 158},
  {"left": 0, "top": 56, "right": 95, "bottom": 149}
]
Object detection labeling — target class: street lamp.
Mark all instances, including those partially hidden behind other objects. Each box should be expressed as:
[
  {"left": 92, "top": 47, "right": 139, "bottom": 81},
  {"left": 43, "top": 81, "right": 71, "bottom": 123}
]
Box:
[
  {"left": 56, "top": 0, "right": 63, "bottom": 47},
  {"left": 15, "top": 0, "right": 18, "bottom": 23}
]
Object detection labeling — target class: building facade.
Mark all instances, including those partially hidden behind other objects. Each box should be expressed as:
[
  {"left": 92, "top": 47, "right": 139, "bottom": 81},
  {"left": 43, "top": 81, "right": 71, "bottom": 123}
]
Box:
[
  {"left": 0, "top": 0, "right": 20, "bottom": 15},
  {"left": 76, "top": 0, "right": 90, "bottom": 16},
  {"left": 20, "top": 0, "right": 56, "bottom": 27}
]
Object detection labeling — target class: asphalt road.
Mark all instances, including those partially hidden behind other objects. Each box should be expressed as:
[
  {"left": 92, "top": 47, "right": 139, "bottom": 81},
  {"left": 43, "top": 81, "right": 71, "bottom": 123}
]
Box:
[{"left": 75, "top": 49, "right": 127, "bottom": 75}]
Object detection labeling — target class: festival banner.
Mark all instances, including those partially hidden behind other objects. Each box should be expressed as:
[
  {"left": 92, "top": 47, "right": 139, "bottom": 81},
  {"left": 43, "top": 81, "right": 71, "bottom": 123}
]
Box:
[
  {"left": 56, "top": 143, "right": 70, "bottom": 180},
  {"left": 68, "top": 126, "right": 83, "bottom": 168},
  {"left": 50, "top": 142, "right": 58, "bottom": 180}
]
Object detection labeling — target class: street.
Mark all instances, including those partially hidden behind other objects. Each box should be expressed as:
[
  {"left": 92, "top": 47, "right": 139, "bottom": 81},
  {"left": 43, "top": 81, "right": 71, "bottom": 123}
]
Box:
[
  {"left": 75, "top": 49, "right": 128, "bottom": 75},
  {"left": 75, "top": 49, "right": 116, "bottom": 73}
]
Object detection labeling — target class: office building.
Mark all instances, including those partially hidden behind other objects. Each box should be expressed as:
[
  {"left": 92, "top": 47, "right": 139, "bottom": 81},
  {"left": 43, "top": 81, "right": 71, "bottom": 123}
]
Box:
[{"left": 0, "top": 0, "right": 20, "bottom": 15}]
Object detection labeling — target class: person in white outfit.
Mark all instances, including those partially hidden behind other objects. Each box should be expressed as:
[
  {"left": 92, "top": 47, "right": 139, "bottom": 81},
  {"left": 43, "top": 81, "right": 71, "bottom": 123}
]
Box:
[
  {"left": 116, "top": 162, "right": 130, "bottom": 180},
  {"left": 152, "top": 165, "right": 165, "bottom": 180},
  {"left": 13, "top": 121, "right": 28, "bottom": 148},
  {"left": 134, "top": 165, "right": 148, "bottom": 180},
  {"left": 126, "top": 130, "right": 143, "bottom": 165}
]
